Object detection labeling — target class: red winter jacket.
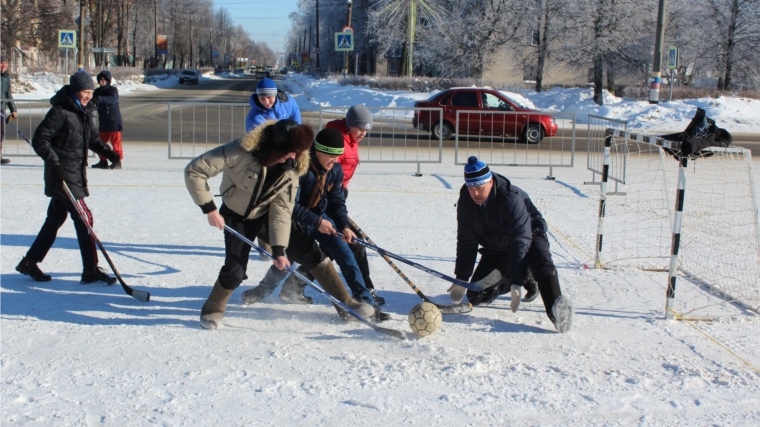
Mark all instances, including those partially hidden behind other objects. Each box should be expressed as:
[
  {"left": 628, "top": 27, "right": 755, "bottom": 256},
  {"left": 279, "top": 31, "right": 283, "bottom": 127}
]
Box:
[{"left": 325, "top": 118, "right": 359, "bottom": 188}]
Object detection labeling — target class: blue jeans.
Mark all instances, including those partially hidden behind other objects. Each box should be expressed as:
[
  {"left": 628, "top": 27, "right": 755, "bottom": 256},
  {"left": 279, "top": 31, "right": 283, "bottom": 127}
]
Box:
[{"left": 305, "top": 215, "right": 374, "bottom": 304}]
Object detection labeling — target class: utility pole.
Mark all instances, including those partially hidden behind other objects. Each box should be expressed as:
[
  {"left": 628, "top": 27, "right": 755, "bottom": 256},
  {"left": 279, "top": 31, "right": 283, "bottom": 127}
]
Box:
[
  {"left": 649, "top": 0, "right": 667, "bottom": 104},
  {"left": 78, "top": 0, "right": 85, "bottom": 71},
  {"left": 316, "top": 0, "right": 320, "bottom": 71},
  {"left": 344, "top": 0, "right": 353, "bottom": 75},
  {"left": 154, "top": 0, "right": 158, "bottom": 67}
]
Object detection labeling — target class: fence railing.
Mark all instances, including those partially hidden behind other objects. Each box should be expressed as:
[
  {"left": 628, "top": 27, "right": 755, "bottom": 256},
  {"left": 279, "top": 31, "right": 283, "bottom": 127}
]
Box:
[
  {"left": 167, "top": 102, "right": 251, "bottom": 159},
  {"left": 586, "top": 115, "right": 627, "bottom": 186},
  {"left": 318, "top": 106, "right": 443, "bottom": 175},
  {"left": 0, "top": 98, "right": 51, "bottom": 157},
  {"left": 453, "top": 110, "right": 576, "bottom": 179}
]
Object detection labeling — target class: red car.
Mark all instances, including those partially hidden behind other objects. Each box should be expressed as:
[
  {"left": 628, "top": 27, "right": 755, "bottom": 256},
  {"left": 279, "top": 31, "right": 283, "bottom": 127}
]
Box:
[{"left": 412, "top": 88, "right": 558, "bottom": 144}]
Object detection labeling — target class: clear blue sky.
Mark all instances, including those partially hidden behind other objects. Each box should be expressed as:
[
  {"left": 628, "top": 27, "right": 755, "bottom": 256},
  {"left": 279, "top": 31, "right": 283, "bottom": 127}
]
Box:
[{"left": 213, "top": 0, "right": 300, "bottom": 53}]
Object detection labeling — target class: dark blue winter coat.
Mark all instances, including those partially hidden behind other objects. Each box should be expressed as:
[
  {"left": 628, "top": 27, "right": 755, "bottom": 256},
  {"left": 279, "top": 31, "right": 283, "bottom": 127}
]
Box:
[
  {"left": 245, "top": 90, "right": 301, "bottom": 133},
  {"left": 32, "top": 86, "right": 116, "bottom": 200},
  {"left": 455, "top": 173, "right": 538, "bottom": 284},
  {"left": 93, "top": 70, "right": 123, "bottom": 132},
  {"left": 291, "top": 148, "right": 349, "bottom": 231}
]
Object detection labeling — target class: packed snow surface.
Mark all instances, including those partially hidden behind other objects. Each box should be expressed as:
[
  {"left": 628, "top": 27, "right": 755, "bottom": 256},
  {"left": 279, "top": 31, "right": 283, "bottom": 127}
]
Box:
[{"left": 2, "top": 72, "right": 760, "bottom": 425}]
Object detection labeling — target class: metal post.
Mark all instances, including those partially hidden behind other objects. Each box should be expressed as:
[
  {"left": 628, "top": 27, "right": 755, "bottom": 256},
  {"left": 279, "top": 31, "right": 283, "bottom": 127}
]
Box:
[
  {"left": 78, "top": 0, "right": 85, "bottom": 71},
  {"left": 316, "top": 0, "right": 320, "bottom": 72},
  {"left": 344, "top": 0, "right": 353, "bottom": 75},
  {"left": 649, "top": 0, "right": 667, "bottom": 104}
]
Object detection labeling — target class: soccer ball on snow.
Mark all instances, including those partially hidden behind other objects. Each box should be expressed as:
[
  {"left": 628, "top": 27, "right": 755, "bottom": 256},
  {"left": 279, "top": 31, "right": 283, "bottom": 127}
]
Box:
[{"left": 408, "top": 302, "right": 442, "bottom": 337}]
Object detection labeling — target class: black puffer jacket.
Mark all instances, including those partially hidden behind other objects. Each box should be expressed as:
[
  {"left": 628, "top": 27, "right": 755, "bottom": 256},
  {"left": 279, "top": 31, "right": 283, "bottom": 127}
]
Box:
[
  {"left": 32, "top": 86, "right": 116, "bottom": 199},
  {"left": 93, "top": 70, "right": 123, "bottom": 132},
  {"left": 455, "top": 173, "right": 533, "bottom": 283}
]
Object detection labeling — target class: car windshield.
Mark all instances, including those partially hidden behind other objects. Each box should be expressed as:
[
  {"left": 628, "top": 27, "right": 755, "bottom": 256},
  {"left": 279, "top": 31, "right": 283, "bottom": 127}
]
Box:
[
  {"left": 182, "top": 71, "right": 195, "bottom": 76},
  {"left": 498, "top": 92, "right": 531, "bottom": 109}
]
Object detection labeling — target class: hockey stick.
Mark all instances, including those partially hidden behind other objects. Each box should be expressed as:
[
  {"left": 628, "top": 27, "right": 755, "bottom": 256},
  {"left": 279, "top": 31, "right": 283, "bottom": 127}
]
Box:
[
  {"left": 61, "top": 182, "right": 150, "bottom": 302},
  {"left": 223, "top": 225, "right": 405, "bottom": 340},
  {"left": 337, "top": 231, "right": 500, "bottom": 293},
  {"left": 347, "top": 217, "right": 472, "bottom": 314}
]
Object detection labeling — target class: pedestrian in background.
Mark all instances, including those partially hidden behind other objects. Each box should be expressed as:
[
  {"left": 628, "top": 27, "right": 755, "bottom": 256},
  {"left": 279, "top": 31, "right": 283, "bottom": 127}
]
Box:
[
  {"left": 91, "top": 70, "right": 123, "bottom": 169},
  {"left": 245, "top": 78, "right": 301, "bottom": 133},
  {"left": 1, "top": 55, "right": 18, "bottom": 165}
]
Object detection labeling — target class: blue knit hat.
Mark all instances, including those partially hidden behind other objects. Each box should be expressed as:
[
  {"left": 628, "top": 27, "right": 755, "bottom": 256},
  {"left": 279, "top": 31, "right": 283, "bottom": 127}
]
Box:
[
  {"left": 256, "top": 78, "right": 278, "bottom": 97},
  {"left": 464, "top": 156, "right": 492, "bottom": 187}
]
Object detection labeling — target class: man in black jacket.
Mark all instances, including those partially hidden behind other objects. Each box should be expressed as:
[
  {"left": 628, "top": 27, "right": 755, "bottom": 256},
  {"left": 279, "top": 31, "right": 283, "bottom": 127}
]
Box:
[
  {"left": 15, "top": 71, "right": 121, "bottom": 285},
  {"left": 91, "top": 70, "right": 123, "bottom": 169},
  {"left": 450, "top": 156, "right": 573, "bottom": 333},
  {"left": 1, "top": 55, "right": 17, "bottom": 164}
]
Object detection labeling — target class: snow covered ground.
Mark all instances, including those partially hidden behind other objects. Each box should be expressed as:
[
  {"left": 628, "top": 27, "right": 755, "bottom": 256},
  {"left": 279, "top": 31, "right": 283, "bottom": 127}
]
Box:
[{"left": 2, "top": 144, "right": 760, "bottom": 425}]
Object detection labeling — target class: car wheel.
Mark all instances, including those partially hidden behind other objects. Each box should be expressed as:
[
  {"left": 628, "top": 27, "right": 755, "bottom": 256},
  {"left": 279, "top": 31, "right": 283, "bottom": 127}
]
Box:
[
  {"left": 521, "top": 123, "right": 544, "bottom": 144},
  {"left": 432, "top": 121, "right": 453, "bottom": 140}
]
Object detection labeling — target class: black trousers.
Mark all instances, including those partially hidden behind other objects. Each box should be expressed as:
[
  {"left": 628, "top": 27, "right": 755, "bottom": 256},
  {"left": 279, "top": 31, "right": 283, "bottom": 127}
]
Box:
[
  {"left": 27, "top": 196, "right": 98, "bottom": 271},
  {"left": 471, "top": 233, "right": 560, "bottom": 313},
  {"left": 218, "top": 205, "right": 268, "bottom": 290}
]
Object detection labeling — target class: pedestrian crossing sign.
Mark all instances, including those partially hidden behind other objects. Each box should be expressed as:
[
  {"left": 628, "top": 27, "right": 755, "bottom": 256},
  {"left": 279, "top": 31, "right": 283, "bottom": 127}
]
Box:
[
  {"left": 59, "top": 30, "right": 76, "bottom": 48},
  {"left": 335, "top": 32, "right": 354, "bottom": 52}
]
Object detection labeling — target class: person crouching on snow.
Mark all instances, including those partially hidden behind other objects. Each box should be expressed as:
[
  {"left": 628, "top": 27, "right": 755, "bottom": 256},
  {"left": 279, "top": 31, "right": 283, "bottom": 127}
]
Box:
[
  {"left": 448, "top": 156, "right": 573, "bottom": 333},
  {"left": 241, "top": 128, "right": 386, "bottom": 321},
  {"left": 15, "top": 71, "right": 121, "bottom": 285},
  {"left": 184, "top": 119, "right": 313, "bottom": 330}
]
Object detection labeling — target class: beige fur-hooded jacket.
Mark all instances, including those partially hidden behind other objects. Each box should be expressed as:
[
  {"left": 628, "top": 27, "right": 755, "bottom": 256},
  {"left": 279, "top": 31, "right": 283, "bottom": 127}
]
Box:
[{"left": 184, "top": 121, "right": 310, "bottom": 248}]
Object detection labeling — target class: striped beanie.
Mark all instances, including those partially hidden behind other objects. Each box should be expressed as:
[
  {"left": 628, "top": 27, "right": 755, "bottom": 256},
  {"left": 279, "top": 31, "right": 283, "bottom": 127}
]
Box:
[
  {"left": 256, "top": 78, "right": 278, "bottom": 97},
  {"left": 314, "top": 128, "right": 345, "bottom": 155},
  {"left": 464, "top": 156, "right": 492, "bottom": 187}
]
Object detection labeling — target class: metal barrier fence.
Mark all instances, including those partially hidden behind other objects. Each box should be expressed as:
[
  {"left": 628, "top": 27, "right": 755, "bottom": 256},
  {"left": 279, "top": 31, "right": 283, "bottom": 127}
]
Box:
[
  {"left": 452, "top": 110, "right": 576, "bottom": 179},
  {"left": 586, "top": 115, "right": 627, "bottom": 187},
  {"left": 0, "top": 98, "right": 51, "bottom": 157},
  {"left": 167, "top": 102, "right": 251, "bottom": 159},
  {"left": 318, "top": 106, "right": 444, "bottom": 175}
]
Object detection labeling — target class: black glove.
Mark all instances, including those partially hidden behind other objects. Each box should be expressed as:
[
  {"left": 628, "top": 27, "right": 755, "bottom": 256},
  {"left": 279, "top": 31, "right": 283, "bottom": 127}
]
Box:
[
  {"left": 51, "top": 163, "right": 66, "bottom": 182},
  {"left": 105, "top": 149, "right": 119, "bottom": 163},
  {"left": 466, "top": 285, "right": 500, "bottom": 306}
]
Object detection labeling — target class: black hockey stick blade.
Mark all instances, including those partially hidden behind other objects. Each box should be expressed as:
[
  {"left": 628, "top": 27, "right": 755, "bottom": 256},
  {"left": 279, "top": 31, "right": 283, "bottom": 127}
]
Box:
[
  {"left": 347, "top": 217, "right": 472, "bottom": 314},
  {"left": 62, "top": 183, "right": 150, "bottom": 302},
  {"left": 223, "top": 225, "right": 405, "bottom": 340}
]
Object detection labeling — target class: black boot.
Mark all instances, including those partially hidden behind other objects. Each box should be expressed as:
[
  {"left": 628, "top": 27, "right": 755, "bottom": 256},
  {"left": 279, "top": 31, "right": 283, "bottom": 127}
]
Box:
[
  {"left": 109, "top": 160, "right": 122, "bottom": 169},
  {"left": 0, "top": 157, "right": 10, "bottom": 164},
  {"left": 91, "top": 159, "right": 109, "bottom": 169},
  {"left": 369, "top": 288, "right": 385, "bottom": 306},
  {"left": 242, "top": 266, "right": 286, "bottom": 304},
  {"left": 523, "top": 270, "right": 539, "bottom": 302},
  {"left": 81, "top": 267, "right": 117, "bottom": 285},
  {"left": 16, "top": 257, "right": 52, "bottom": 282}
]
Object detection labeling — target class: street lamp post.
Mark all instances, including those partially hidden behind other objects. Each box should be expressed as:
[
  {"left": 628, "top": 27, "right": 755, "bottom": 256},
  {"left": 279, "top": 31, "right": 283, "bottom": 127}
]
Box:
[{"left": 649, "top": 0, "right": 667, "bottom": 104}]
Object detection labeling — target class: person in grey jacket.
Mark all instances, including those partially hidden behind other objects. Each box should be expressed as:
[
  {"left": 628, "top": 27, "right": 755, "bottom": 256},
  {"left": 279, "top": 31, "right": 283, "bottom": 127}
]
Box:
[
  {"left": 1, "top": 55, "right": 17, "bottom": 164},
  {"left": 185, "top": 119, "right": 313, "bottom": 329}
]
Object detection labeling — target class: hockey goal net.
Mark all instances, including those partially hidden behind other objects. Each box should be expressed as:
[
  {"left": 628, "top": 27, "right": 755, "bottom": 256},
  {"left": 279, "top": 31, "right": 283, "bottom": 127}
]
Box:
[{"left": 593, "top": 129, "right": 760, "bottom": 319}]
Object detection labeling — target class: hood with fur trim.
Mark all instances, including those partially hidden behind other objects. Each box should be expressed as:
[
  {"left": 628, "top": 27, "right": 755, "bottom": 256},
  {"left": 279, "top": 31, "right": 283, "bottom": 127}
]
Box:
[{"left": 239, "top": 120, "right": 311, "bottom": 176}]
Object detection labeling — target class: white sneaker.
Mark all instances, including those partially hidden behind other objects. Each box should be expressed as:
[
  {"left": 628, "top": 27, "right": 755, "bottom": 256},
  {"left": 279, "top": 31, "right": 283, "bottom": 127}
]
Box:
[
  {"left": 510, "top": 284, "right": 521, "bottom": 313},
  {"left": 551, "top": 295, "right": 573, "bottom": 333},
  {"left": 448, "top": 284, "right": 466, "bottom": 304}
]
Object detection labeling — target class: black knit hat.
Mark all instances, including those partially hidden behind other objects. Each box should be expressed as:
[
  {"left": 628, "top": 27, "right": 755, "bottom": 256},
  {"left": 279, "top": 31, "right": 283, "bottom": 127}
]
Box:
[
  {"left": 69, "top": 71, "right": 95, "bottom": 92},
  {"left": 258, "top": 119, "right": 314, "bottom": 167},
  {"left": 0, "top": 56, "right": 8, "bottom": 63},
  {"left": 314, "top": 128, "right": 345, "bottom": 155}
]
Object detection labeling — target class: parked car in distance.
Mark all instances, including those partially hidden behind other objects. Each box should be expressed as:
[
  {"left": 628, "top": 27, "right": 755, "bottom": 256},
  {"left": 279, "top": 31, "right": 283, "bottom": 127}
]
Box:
[
  {"left": 412, "top": 88, "right": 558, "bottom": 143},
  {"left": 280, "top": 68, "right": 289, "bottom": 74},
  {"left": 179, "top": 69, "right": 200, "bottom": 85}
]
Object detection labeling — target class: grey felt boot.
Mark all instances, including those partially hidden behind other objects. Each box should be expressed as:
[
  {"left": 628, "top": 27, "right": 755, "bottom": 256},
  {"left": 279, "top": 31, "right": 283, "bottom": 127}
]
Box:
[
  {"left": 310, "top": 258, "right": 374, "bottom": 319},
  {"left": 200, "top": 280, "right": 234, "bottom": 330},
  {"left": 279, "top": 269, "right": 314, "bottom": 305},
  {"left": 242, "top": 266, "right": 288, "bottom": 304}
]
